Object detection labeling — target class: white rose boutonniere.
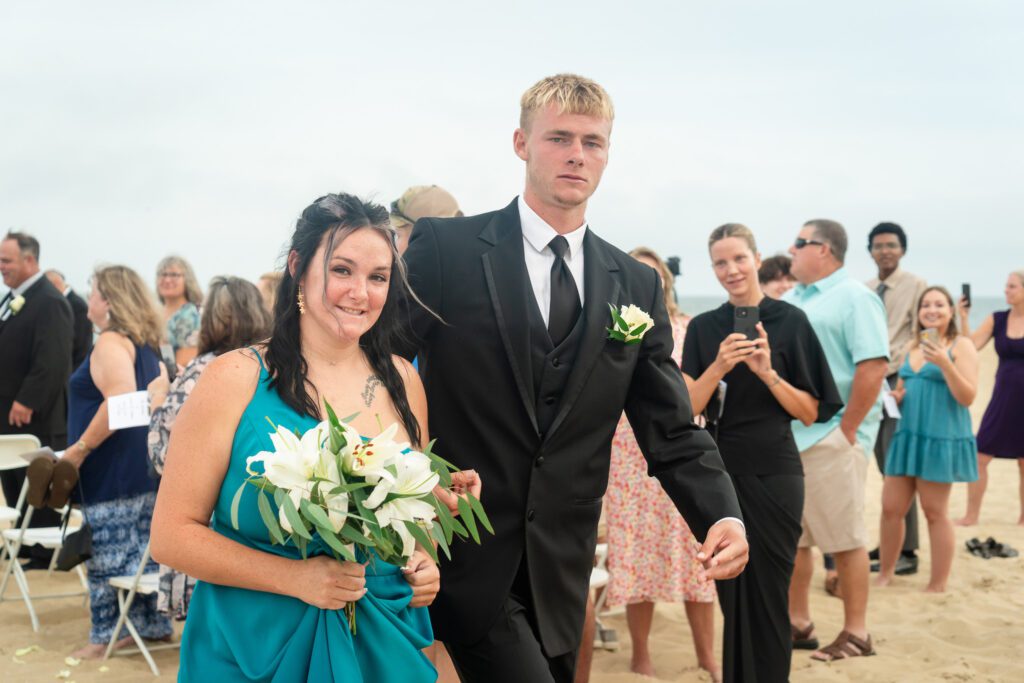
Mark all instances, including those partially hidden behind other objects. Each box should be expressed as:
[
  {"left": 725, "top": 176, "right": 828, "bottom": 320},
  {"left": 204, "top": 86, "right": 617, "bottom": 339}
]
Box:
[
  {"left": 9, "top": 295, "right": 26, "bottom": 315},
  {"left": 607, "top": 303, "right": 654, "bottom": 345}
]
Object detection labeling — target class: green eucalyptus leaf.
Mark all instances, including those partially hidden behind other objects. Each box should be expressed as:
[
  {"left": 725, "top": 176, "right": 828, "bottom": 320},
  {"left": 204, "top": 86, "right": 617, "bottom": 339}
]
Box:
[
  {"left": 457, "top": 496, "right": 481, "bottom": 544},
  {"left": 467, "top": 494, "right": 494, "bottom": 535},
  {"left": 340, "top": 524, "right": 374, "bottom": 547},
  {"left": 318, "top": 528, "right": 356, "bottom": 561},
  {"left": 430, "top": 523, "right": 451, "bottom": 560},
  {"left": 300, "top": 499, "right": 333, "bottom": 530},
  {"left": 257, "top": 491, "right": 285, "bottom": 545},
  {"left": 404, "top": 522, "right": 439, "bottom": 563},
  {"left": 230, "top": 481, "right": 246, "bottom": 530},
  {"left": 282, "top": 494, "right": 312, "bottom": 540}
]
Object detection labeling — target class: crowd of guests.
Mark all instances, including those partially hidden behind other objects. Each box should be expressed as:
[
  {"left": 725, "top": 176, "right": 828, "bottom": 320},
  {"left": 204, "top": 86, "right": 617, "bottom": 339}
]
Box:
[{"left": 1, "top": 202, "right": 1021, "bottom": 679}]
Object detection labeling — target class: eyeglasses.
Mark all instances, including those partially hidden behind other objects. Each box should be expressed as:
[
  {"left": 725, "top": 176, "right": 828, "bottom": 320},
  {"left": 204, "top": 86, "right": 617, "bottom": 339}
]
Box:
[
  {"left": 793, "top": 238, "right": 826, "bottom": 249},
  {"left": 390, "top": 199, "right": 415, "bottom": 226},
  {"left": 158, "top": 272, "right": 185, "bottom": 280}
]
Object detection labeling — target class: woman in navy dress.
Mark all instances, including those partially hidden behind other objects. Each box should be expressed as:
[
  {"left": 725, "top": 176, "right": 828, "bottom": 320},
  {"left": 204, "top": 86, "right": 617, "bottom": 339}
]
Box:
[{"left": 956, "top": 269, "right": 1024, "bottom": 526}]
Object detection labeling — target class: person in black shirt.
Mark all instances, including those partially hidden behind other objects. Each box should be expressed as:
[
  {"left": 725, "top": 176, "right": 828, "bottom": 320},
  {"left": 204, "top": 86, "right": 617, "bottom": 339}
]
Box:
[{"left": 682, "top": 224, "right": 842, "bottom": 683}]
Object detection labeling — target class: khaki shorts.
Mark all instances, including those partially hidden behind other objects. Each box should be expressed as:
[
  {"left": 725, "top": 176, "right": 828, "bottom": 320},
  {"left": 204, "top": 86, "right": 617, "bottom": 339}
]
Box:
[{"left": 798, "top": 427, "right": 869, "bottom": 554}]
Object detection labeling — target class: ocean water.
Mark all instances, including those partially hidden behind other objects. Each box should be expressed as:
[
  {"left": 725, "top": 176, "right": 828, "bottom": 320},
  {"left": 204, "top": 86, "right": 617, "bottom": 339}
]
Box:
[{"left": 677, "top": 294, "right": 1005, "bottom": 330}]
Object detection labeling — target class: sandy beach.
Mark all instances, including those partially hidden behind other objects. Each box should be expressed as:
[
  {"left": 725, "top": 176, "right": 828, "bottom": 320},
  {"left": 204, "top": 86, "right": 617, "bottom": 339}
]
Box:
[{"left": 2, "top": 346, "right": 1021, "bottom": 682}]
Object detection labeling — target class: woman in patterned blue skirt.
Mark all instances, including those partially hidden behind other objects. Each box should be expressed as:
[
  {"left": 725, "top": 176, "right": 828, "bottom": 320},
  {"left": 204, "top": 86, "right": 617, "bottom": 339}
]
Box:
[{"left": 876, "top": 286, "right": 979, "bottom": 592}]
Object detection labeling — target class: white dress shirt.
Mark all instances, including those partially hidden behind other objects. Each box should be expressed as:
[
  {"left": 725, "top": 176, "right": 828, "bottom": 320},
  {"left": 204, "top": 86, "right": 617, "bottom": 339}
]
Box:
[
  {"left": 0, "top": 271, "right": 45, "bottom": 318},
  {"left": 518, "top": 195, "right": 587, "bottom": 324},
  {"left": 516, "top": 195, "right": 743, "bottom": 536}
]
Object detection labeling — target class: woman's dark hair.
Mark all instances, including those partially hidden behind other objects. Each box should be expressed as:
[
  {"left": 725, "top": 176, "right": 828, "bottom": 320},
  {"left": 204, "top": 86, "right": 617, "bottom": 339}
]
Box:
[
  {"left": 264, "top": 193, "right": 423, "bottom": 445},
  {"left": 199, "top": 276, "right": 273, "bottom": 356},
  {"left": 758, "top": 254, "right": 792, "bottom": 284}
]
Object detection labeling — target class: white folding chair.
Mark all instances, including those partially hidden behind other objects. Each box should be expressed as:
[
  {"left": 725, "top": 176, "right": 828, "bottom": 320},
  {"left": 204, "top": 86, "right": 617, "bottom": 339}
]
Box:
[
  {"left": 589, "top": 542, "right": 620, "bottom": 651},
  {"left": 104, "top": 540, "right": 178, "bottom": 676},
  {"left": 0, "top": 435, "right": 89, "bottom": 632}
]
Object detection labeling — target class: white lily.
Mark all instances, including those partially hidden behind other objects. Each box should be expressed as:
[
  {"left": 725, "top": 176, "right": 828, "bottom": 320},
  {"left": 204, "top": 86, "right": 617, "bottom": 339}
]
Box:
[
  {"left": 342, "top": 422, "right": 407, "bottom": 482},
  {"left": 313, "top": 444, "right": 349, "bottom": 532},
  {"left": 364, "top": 449, "right": 439, "bottom": 510},
  {"left": 246, "top": 422, "right": 329, "bottom": 490}
]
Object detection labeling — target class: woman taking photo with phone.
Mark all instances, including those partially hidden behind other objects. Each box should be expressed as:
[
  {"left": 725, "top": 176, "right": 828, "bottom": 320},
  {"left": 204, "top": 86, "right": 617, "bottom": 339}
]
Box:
[
  {"left": 876, "top": 286, "right": 978, "bottom": 591},
  {"left": 682, "top": 224, "right": 841, "bottom": 683}
]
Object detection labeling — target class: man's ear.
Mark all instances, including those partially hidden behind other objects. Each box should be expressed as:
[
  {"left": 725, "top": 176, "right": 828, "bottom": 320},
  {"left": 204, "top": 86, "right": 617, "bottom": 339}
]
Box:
[{"left": 513, "top": 128, "right": 529, "bottom": 162}]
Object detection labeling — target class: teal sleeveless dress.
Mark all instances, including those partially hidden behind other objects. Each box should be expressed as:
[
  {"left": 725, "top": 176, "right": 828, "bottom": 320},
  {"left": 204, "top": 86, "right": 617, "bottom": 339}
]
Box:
[
  {"left": 178, "top": 358, "right": 436, "bottom": 682},
  {"left": 884, "top": 348, "right": 978, "bottom": 483}
]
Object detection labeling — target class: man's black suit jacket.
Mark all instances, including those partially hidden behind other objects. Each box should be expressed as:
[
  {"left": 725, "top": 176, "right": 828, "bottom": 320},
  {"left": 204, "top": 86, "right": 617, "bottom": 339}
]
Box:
[
  {"left": 403, "top": 199, "right": 742, "bottom": 656},
  {"left": 66, "top": 289, "right": 93, "bottom": 371},
  {"left": 0, "top": 277, "right": 74, "bottom": 443}
]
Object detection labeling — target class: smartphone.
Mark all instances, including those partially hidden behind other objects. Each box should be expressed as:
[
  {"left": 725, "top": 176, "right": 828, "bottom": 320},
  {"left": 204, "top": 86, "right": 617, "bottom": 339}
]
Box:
[
  {"left": 961, "top": 282, "right": 971, "bottom": 308},
  {"left": 159, "top": 343, "right": 178, "bottom": 382},
  {"left": 733, "top": 306, "right": 759, "bottom": 341},
  {"left": 920, "top": 328, "right": 940, "bottom": 346}
]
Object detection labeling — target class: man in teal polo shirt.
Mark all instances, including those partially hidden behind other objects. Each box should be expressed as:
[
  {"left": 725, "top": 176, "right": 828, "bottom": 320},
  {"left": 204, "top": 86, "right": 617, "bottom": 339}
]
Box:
[{"left": 783, "top": 219, "right": 889, "bottom": 663}]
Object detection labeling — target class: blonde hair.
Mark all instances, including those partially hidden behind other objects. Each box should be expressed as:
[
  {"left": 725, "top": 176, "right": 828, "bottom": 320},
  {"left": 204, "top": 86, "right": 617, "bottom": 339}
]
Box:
[
  {"left": 156, "top": 255, "right": 203, "bottom": 305},
  {"left": 519, "top": 73, "right": 615, "bottom": 130},
  {"left": 1011, "top": 269, "right": 1024, "bottom": 286},
  {"left": 629, "top": 246, "right": 682, "bottom": 319},
  {"left": 93, "top": 265, "right": 164, "bottom": 349},
  {"left": 258, "top": 271, "right": 283, "bottom": 312},
  {"left": 708, "top": 223, "right": 758, "bottom": 254}
]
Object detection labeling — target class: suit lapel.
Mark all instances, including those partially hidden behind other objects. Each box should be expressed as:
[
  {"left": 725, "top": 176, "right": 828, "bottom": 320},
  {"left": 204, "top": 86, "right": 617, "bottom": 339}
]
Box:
[
  {"left": 545, "top": 232, "right": 621, "bottom": 440},
  {"left": 480, "top": 201, "right": 540, "bottom": 435}
]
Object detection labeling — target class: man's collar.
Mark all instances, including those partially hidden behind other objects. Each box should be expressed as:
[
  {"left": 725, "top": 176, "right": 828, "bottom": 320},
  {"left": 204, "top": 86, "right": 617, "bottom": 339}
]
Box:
[
  {"left": 797, "top": 266, "right": 848, "bottom": 294},
  {"left": 12, "top": 271, "right": 45, "bottom": 297},
  {"left": 878, "top": 267, "right": 905, "bottom": 284},
  {"left": 517, "top": 195, "right": 587, "bottom": 257}
]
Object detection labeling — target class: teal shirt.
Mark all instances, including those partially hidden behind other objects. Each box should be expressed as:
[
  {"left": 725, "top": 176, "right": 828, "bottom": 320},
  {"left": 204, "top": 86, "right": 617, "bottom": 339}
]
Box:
[{"left": 784, "top": 267, "right": 889, "bottom": 453}]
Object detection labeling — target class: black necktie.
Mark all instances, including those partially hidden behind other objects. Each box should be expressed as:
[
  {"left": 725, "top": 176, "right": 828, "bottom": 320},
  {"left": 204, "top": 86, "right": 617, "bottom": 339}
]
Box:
[
  {"left": 547, "top": 236, "right": 581, "bottom": 346},
  {"left": 876, "top": 282, "right": 888, "bottom": 301}
]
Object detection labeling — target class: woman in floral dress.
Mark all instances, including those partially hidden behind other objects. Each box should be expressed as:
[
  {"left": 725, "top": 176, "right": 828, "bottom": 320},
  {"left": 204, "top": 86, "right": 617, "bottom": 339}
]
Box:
[{"left": 604, "top": 247, "right": 719, "bottom": 681}]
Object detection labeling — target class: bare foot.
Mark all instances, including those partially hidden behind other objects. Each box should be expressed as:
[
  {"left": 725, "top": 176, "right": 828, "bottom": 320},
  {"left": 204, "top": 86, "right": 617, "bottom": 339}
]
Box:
[
  {"left": 954, "top": 516, "right": 978, "bottom": 527},
  {"left": 874, "top": 574, "right": 893, "bottom": 588},
  {"left": 924, "top": 584, "right": 946, "bottom": 593},
  {"left": 630, "top": 657, "right": 656, "bottom": 677},
  {"left": 699, "top": 662, "right": 723, "bottom": 683},
  {"left": 1017, "top": 515, "right": 1024, "bottom": 526},
  {"left": 71, "top": 636, "right": 132, "bottom": 659}
]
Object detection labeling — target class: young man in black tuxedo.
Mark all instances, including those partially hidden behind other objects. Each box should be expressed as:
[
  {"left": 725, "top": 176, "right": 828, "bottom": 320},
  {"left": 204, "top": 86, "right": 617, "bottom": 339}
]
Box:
[
  {"left": 45, "top": 268, "right": 93, "bottom": 372},
  {"left": 0, "top": 232, "right": 74, "bottom": 563},
  {"left": 402, "top": 74, "right": 748, "bottom": 683}
]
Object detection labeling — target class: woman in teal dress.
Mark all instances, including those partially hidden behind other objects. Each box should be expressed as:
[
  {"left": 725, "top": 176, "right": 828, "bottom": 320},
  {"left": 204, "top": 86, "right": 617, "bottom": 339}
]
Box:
[
  {"left": 876, "top": 286, "right": 979, "bottom": 593},
  {"left": 151, "top": 193, "right": 465, "bottom": 681}
]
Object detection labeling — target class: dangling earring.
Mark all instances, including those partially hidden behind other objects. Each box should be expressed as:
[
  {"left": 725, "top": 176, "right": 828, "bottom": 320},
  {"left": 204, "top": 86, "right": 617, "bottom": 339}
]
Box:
[{"left": 297, "top": 287, "right": 306, "bottom": 315}]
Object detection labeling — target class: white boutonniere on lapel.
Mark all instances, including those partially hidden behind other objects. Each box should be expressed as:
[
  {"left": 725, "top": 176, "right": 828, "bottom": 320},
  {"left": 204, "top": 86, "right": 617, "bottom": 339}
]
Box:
[
  {"left": 9, "top": 295, "right": 25, "bottom": 316},
  {"left": 607, "top": 304, "right": 654, "bottom": 345}
]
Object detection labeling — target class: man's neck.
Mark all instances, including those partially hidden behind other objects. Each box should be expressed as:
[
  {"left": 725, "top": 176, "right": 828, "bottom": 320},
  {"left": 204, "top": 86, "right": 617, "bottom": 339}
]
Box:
[
  {"left": 522, "top": 188, "right": 587, "bottom": 235},
  {"left": 806, "top": 262, "right": 842, "bottom": 287},
  {"left": 12, "top": 269, "right": 43, "bottom": 296},
  {"left": 877, "top": 265, "right": 900, "bottom": 281}
]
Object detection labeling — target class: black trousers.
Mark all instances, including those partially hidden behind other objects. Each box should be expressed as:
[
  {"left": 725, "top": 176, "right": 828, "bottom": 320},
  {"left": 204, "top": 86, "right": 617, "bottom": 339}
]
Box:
[
  {"left": 875, "top": 374, "right": 918, "bottom": 552},
  {"left": 445, "top": 561, "right": 578, "bottom": 683},
  {"left": 0, "top": 432, "right": 65, "bottom": 561},
  {"left": 717, "top": 473, "right": 804, "bottom": 683}
]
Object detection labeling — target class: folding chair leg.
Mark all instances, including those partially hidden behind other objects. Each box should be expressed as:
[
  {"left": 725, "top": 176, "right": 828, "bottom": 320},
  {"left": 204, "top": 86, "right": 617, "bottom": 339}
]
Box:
[
  {"left": 10, "top": 558, "right": 40, "bottom": 632},
  {"left": 105, "top": 587, "right": 160, "bottom": 676}
]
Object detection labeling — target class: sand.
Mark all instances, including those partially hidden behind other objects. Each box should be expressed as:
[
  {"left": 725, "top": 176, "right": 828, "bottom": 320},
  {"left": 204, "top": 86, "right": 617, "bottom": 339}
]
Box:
[{"left": 2, "top": 346, "right": 1021, "bottom": 682}]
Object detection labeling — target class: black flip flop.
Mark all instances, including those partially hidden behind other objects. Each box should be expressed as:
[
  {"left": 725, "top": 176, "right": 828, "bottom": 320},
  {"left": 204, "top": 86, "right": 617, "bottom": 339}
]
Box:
[
  {"left": 965, "top": 537, "right": 992, "bottom": 559},
  {"left": 983, "top": 537, "right": 1019, "bottom": 559}
]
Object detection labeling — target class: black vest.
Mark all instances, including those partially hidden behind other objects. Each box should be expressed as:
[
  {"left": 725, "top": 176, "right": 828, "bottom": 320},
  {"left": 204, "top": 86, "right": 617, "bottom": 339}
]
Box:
[{"left": 527, "top": 291, "right": 586, "bottom": 437}]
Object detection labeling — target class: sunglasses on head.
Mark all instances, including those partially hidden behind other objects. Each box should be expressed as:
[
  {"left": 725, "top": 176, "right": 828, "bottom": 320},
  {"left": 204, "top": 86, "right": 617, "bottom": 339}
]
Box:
[
  {"left": 793, "top": 237, "right": 826, "bottom": 249},
  {"left": 390, "top": 199, "right": 415, "bottom": 226}
]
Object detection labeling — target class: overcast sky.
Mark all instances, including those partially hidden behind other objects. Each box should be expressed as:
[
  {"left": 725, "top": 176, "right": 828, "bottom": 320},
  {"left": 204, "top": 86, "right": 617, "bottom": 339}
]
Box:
[{"left": 2, "top": 1, "right": 1021, "bottom": 298}]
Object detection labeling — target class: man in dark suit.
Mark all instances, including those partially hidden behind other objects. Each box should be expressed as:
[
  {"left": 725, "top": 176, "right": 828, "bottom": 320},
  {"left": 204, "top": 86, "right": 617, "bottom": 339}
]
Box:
[
  {"left": 45, "top": 268, "right": 93, "bottom": 371},
  {"left": 0, "top": 232, "right": 74, "bottom": 562},
  {"left": 402, "top": 74, "right": 749, "bottom": 683}
]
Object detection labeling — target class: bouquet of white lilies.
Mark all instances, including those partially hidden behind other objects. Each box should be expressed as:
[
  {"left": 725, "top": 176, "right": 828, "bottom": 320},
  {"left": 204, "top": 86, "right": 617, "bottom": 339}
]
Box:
[{"left": 231, "top": 402, "right": 491, "bottom": 631}]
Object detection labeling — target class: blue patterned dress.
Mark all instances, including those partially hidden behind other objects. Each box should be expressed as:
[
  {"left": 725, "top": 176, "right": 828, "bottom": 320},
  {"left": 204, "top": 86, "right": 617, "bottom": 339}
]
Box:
[{"left": 177, "top": 358, "right": 435, "bottom": 682}]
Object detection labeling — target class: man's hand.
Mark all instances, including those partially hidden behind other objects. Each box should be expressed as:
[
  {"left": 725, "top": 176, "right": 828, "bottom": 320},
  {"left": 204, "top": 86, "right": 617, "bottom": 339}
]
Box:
[
  {"left": 839, "top": 422, "right": 858, "bottom": 446},
  {"left": 697, "top": 519, "right": 749, "bottom": 581},
  {"left": 8, "top": 401, "right": 33, "bottom": 428},
  {"left": 432, "top": 469, "right": 482, "bottom": 516},
  {"left": 402, "top": 549, "right": 441, "bottom": 608}
]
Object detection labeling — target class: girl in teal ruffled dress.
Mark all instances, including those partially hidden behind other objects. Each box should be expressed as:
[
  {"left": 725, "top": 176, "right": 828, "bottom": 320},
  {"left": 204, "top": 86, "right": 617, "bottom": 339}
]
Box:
[{"left": 876, "top": 286, "right": 979, "bottom": 593}]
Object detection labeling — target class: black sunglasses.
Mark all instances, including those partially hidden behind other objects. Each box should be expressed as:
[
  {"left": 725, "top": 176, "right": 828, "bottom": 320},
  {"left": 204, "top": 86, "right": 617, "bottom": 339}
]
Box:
[
  {"left": 390, "top": 199, "right": 415, "bottom": 226},
  {"left": 794, "top": 237, "right": 826, "bottom": 249}
]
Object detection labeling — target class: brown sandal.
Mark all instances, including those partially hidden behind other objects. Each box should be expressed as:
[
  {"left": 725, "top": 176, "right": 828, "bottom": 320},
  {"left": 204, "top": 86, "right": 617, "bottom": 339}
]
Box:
[
  {"left": 791, "top": 622, "right": 819, "bottom": 650},
  {"left": 25, "top": 457, "right": 55, "bottom": 509},
  {"left": 47, "top": 460, "right": 79, "bottom": 509},
  {"left": 811, "top": 631, "right": 876, "bottom": 662}
]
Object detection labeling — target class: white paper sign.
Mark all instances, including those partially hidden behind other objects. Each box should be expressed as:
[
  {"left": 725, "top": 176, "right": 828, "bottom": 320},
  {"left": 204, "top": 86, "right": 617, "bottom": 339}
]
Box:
[
  {"left": 108, "top": 391, "right": 151, "bottom": 430},
  {"left": 882, "top": 392, "right": 902, "bottom": 419}
]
